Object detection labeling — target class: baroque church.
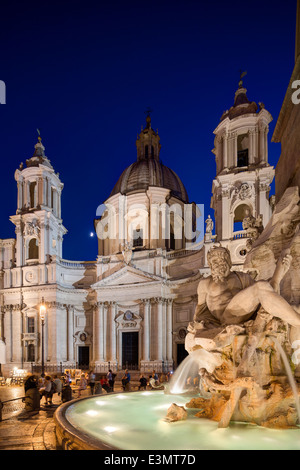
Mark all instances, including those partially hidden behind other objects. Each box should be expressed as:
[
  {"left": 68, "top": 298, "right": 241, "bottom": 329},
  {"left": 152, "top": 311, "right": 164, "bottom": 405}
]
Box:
[{"left": 0, "top": 77, "right": 275, "bottom": 377}]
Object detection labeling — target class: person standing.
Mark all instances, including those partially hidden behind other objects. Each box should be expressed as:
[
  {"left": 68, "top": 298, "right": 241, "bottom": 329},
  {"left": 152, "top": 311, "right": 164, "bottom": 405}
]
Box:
[
  {"left": 88, "top": 370, "right": 96, "bottom": 395},
  {"left": 24, "top": 374, "right": 37, "bottom": 393},
  {"left": 107, "top": 369, "right": 115, "bottom": 392},
  {"left": 24, "top": 374, "right": 40, "bottom": 411},
  {"left": 121, "top": 369, "right": 131, "bottom": 391},
  {"left": 100, "top": 376, "right": 110, "bottom": 393},
  {"left": 62, "top": 382, "right": 73, "bottom": 403},
  {"left": 53, "top": 375, "right": 63, "bottom": 399},
  {"left": 77, "top": 373, "right": 87, "bottom": 398},
  {"left": 138, "top": 374, "right": 147, "bottom": 390},
  {"left": 64, "top": 371, "right": 71, "bottom": 385},
  {"left": 152, "top": 370, "right": 158, "bottom": 382},
  {"left": 40, "top": 375, "right": 53, "bottom": 406}
]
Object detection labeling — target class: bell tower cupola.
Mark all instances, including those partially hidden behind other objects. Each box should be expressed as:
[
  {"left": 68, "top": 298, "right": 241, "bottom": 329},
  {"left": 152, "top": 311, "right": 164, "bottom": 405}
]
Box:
[
  {"left": 136, "top": 111, "right": 161, "bottom": 162},
  {"left": 213, "top": 72, "right": 273, "bottom": 175}
]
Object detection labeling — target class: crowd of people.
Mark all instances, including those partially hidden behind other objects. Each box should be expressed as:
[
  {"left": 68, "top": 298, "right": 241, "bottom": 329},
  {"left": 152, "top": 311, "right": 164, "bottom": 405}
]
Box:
[
  {"left": 23, "top": 368, "right": 118, "bottom": 407},
  {"left": 24, "top": 373, "right": 72, "bottom": 406},
  {"left": 128, "top": 370, "right": 172, "bottom": 391},
  {"left": 22, "top": 368, "right": 174, "bottom": 409}
]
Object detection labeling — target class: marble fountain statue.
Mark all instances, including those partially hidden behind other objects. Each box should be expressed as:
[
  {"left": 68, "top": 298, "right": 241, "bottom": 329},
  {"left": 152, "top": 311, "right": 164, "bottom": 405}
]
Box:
[
  {"left": 54, "top": 187, "right": 300, "bottom": 450},
  {"left": 184, "top": 186, "right": 300, "bottom": 430}
]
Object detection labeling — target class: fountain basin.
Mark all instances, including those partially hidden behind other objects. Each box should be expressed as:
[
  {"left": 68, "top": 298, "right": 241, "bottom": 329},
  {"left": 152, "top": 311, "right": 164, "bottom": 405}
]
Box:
[{"left": 54, "top": 391, "right": 300, "bottom": 450}]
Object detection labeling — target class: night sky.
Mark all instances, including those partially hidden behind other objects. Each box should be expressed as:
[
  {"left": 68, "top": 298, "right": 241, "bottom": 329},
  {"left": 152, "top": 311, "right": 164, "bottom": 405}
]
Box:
[{"left": 0, "top": 0, "right": 297, "bottom": 261}]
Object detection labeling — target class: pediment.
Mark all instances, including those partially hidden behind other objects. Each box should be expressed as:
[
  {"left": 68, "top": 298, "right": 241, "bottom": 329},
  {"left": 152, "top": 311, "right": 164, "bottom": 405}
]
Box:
[{"left": 91, "top": 266, "right": 162, "bottom": 288}]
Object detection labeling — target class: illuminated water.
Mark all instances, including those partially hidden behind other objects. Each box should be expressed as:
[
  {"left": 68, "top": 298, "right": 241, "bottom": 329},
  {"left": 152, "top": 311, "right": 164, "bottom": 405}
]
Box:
[{"left": 65, "top": 391, "right": 300, "bottom": 450}]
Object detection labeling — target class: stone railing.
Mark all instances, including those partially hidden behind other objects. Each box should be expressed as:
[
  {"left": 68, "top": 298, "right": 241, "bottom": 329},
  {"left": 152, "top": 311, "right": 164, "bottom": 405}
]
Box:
[
  {"left": 231, "top": 230, "right": 249, "bottom": 240},
  {"left": 59, "top": 259, "right": 96, "bottom": 269}
]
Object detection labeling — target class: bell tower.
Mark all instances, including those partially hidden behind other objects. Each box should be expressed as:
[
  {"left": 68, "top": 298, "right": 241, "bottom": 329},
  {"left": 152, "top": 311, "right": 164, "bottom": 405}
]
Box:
[
  {"left": 210, "top": 74, "right": 275, "bottom": 264},
  {"left": 10, "top": 135, "right": 67, "bottom": 268}
]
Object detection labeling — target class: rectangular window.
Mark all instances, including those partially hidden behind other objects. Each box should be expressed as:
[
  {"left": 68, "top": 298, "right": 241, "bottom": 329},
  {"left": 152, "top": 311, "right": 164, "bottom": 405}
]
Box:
[{"left": 27, "top": 317, "right": 35, "bottom": 333}]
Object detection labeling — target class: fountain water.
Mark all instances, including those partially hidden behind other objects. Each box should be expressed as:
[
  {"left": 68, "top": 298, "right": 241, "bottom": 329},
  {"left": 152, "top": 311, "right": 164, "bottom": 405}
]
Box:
[
  {"left": 168, "top": 349, "right": 221, "bottom": 395},
  {"left": 270, "top": 336, "right": 300, "bottom": 424}
]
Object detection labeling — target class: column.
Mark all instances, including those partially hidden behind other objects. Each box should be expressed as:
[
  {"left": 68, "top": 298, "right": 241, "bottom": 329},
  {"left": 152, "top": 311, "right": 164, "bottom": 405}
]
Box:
[
  {"left": 25, "top": 181, "right": 30, "bottom": 208},
  {"left": 222, "top": 134, "right": 228, "bottom": 169},
  {"left": 46, "top": 305, "right": 54, "bottom": 363},
  {"left": 11, "top": 307, "right": 22, "bottom": 364},
  {"left": 110, "top": 302, "right": 117, "bottom": 362},
  {"left": 162, "top": 299, "right": 167, "bottom": 361},
  {"left": 53, "top": 189, "right": 58, "bottom": 217},
  {"left": 248, "top": 130, "right": 253, "bottom": 164},
  {"left": 253, "top": 128, "right": 258, "bottom": 163},
  {"left": 39, "top": 223, "right": 45, "bottom": 265},
  {"left": 67, "top": 305, "right": 74, "bottom": 363},
  {"left": 103, "top": 303, "right": 108, "bottom": 361},
  {"left": 157, "top": 298, "right": 163, "bottom": 361},
  {"left": 4, "top": 306, "right": 13, "bottom": 362},
  {"left": 166, "top": 299, "right": 173, "bottom": 362},
  {"left": 143, "top": 299, "right": 150, "bottom": 361},
  {"left": 42, "top": 178, "right": 47, "bottom": 206},
  {"left": 264, "top": 127, "right": 269, "bottom": 163},
  {"left": 17, "top": 181, "right": 23, "bottom": 211},
  {"left": 0, "top": 308, "right": 3, "bottom": 341},
  {"left": 58, "top": 190, "right": 62, "bottom": 219},
  {"left": 259, "top": 124, "right": 266, "bottom": 163},
  {"left": 37, "top": 177, "right": 43, "bottom": 207},
  {"left": 93, "top": 302, "right": 103, "bottom": 362},
  {"left": 234, "top": 133, "right": 238, "bottom": 167},
  {"left": 221, "top": 190, "right": 231, "bottom": 239},
  {"left": 47, "top": 179, "right": 51, "bottom": 208}
]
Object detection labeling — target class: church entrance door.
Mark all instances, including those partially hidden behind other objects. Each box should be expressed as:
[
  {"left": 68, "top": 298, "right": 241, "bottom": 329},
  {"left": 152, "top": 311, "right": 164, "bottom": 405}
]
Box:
[
  {"left": 122, "top": 332, "right": 139, "bottom": 369},
  {"left": 78, "top": 346, "right": 89, "bottom": 369}
]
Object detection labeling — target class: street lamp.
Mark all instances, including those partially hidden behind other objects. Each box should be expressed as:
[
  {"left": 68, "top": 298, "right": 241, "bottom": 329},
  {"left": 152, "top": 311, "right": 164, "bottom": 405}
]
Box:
[{"left": 40, "top": 298, "right": 46, "bottom": 376}]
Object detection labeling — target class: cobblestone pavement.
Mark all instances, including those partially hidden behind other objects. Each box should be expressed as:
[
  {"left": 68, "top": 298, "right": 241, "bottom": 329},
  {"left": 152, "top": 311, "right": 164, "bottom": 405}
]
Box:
[{"left": 0, "top": 384, "right": 120, "bottom": 450}]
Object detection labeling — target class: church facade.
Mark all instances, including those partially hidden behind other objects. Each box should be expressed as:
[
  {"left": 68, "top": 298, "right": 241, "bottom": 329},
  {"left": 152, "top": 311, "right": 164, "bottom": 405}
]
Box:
[{"left": 0, "top": 80, "right": 275, "bottom": 377}]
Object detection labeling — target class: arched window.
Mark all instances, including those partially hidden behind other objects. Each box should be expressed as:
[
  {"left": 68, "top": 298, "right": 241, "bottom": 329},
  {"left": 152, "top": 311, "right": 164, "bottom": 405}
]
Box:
[
  {"left": 234, "top": 204, "right": 252, "bottom": 232},
  {"left": 145, "top": 145, "right": 149, "bottom": 158},
  {"left": 28, "top": 238, "right": 39, "bottom": 260}
]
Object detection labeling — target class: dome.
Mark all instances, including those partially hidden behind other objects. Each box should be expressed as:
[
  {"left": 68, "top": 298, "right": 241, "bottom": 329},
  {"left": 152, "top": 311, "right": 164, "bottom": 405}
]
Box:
[
  {"left": 109, "top": 115, "right": 189, "bottom": 203},
  {"left": 109, "top": 159, "right": 189, "bottom": 202}
]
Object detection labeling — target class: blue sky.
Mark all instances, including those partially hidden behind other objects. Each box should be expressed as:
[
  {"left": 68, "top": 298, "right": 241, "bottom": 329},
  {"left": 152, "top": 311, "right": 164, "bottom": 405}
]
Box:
[{"left": 0, "top": 0, "right": 297, "bottom": 260}]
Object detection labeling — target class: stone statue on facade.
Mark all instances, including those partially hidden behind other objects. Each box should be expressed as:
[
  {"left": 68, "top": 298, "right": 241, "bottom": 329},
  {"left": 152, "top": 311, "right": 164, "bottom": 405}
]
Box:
[
  {"left": 122, "top": 241, "right": 133, "bottom": 265},
  {"left": 205, "top": 215, "right": 214, "bottom": 234}
]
